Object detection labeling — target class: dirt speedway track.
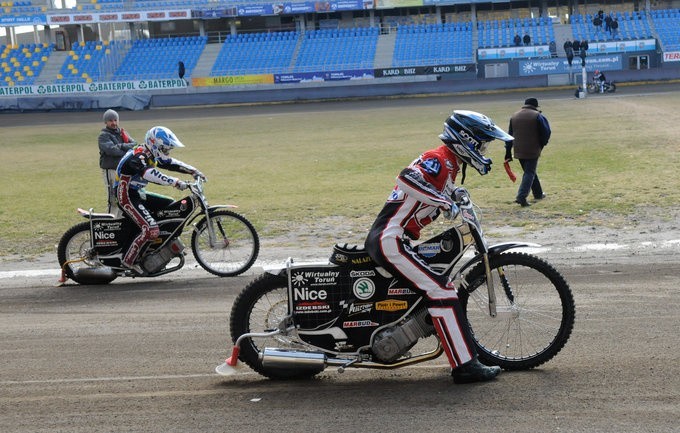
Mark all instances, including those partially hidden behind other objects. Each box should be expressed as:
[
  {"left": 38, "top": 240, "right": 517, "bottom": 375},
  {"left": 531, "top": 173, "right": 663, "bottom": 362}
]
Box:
[
  {"left": 1, "top": 259, "right": 678, "bottom": 433},
  {"left": 2, "top": 86, "right": 679, "bottom": 432}
]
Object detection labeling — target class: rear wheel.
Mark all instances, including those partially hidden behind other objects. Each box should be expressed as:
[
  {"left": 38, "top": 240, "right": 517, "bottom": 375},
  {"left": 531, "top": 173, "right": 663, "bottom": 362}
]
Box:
[
  {"left": 230, "top": 273, "right": 322, "bottom": 380},
  {"left": 57, "top": 222, "right": 117, "bottom": 285},
  {"left": 191, "top": 209, "right": 259, "bottom": 277},
  {"left": 460, "top": 252, "right": 575, "bottom": 370}
]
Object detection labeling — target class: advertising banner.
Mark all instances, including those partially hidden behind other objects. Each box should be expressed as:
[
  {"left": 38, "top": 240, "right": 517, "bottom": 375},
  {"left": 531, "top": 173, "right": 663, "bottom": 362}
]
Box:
[
  {"left": 274, "top": 69, "right": 373, "bottom": 83},
  {"left": 192, "top": 75, "right": 275, "bottom": 86},
  {"left": 0, "top": 14, "right": 46, "bottom": 26},
  {"left": 0, "top": 79, "right": 187, "bottom": 98},
  {"left": 375, "top": 64, "right": 474, "bottom": 77},
  {"left": 46, "top": 10, "right": 191, "bottom": 25},
  {"left": 375, "top": 0, "right": 423, "bottom": 9},
  {"left": 478, "top": 45, "right": 550, "bottom": 60},
  {"left": 518, "top": 55, "right": 622, "bottom": 76},
  {"left": 663, "top": 51, "right": 680, "bottom": 62}
]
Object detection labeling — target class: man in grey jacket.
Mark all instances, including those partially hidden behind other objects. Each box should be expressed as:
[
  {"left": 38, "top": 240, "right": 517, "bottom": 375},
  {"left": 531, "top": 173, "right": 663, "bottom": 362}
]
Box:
[
  {"left": 504, "top": 98, "right": 551, "bottom": 207},
  {"left": 98, "top": 109, "right": 136, "bottom": 213}
]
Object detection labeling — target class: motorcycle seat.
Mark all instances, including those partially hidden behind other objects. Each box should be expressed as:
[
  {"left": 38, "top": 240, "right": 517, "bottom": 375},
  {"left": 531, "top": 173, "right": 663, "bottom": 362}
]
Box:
[{"left": 329, "top": 243, "right": 374, "bottom": 267}]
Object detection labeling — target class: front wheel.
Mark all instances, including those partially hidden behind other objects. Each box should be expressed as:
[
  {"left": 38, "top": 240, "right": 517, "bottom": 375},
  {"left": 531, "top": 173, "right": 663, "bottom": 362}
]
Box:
[
  {"left": 191, "top": 209, "right": 259, "bottom": 277},
  {"left": 57, "top": 222, "right": 117, "bottom": 285},
  {"left": 460, "top": 252, "right": 575, "bottom": 370},
  {"left": 230, "top": 273, "right": 321, "bottom": 380}
]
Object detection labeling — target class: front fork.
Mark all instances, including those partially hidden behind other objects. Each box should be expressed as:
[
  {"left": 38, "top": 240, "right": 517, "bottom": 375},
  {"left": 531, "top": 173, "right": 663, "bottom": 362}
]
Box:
[{"left": 482, "top": 252, "right": 498, "bottom": 318}]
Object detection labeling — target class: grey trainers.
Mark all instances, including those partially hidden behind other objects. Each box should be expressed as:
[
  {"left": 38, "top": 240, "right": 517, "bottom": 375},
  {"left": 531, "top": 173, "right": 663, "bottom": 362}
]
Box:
[{"left": 452, "top": 358, "right": 501, "bottom": 384}]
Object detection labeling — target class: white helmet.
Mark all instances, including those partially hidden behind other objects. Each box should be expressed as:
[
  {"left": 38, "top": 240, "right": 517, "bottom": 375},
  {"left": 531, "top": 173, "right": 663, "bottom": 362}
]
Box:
[{"left": 144, "top": 126, "right": 184, "bottom": 161}]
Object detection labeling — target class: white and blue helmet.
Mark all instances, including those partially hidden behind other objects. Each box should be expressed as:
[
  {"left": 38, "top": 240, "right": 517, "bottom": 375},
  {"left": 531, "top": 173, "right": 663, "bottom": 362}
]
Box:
[
  {"left": 439, "top": 110, "right": 513, "bottom": 175},
  {"left": 144, "top": 126, "right": 184, "bottom": 161}
]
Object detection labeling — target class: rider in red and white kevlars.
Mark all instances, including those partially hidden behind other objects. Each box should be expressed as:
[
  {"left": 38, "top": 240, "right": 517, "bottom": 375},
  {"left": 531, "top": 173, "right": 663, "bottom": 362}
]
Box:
[
  {"left": 364, "top": 110, "right": 513, "bottom": 384},
  {"left": 115, "top": 126, "right": 206, "bottom": 274}
]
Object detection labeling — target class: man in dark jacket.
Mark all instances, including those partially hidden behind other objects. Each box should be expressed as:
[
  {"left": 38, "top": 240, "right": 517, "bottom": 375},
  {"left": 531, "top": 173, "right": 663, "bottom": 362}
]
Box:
[
  {"left": 504, "top": 98, "right": 552, "bottom": 207},
  {"left": 98, "top": 109, "right": 136, "bottom": 213}
]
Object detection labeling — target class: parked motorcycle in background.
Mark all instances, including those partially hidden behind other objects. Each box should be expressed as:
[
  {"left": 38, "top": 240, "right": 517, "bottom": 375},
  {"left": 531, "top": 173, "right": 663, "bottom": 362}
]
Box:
[
  {"left": 216, "top": 189, "right": 575, "bottom": 379},
  {"left": 587, "top": 78, "right": 616, "bottom": 94},
  {"left": 57, "top": 178, "right": 259, "bottom": 285}
]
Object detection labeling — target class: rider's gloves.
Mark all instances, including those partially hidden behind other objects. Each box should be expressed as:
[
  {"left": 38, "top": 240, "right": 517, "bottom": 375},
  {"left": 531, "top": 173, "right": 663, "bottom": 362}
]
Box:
[
  {"left": 504, "top": 150, "right": 513, "bottom": 162},
  {"left": 192, "top": 170, "right": 207, "bottom": 181},
  {"left": 175, "top": 180, "right": 189, "bottom": 190}
]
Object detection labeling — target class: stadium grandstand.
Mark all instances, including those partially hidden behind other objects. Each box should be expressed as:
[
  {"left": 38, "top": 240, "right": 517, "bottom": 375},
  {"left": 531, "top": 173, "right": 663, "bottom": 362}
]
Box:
[{"left": 1, "top": 0, "right": 679, "bottom": 109}]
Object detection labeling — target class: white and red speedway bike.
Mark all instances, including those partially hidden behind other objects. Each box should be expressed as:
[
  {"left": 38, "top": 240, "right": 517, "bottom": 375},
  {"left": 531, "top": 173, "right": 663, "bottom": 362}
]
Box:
[{"left": 217, "top": 189, "right": 574, "bottom": 378}]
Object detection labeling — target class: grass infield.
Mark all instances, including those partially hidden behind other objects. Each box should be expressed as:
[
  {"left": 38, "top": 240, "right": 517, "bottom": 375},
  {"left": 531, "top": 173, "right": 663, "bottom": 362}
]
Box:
[{"left": 2, "top": 89, "right": 679, "bottom": 256}]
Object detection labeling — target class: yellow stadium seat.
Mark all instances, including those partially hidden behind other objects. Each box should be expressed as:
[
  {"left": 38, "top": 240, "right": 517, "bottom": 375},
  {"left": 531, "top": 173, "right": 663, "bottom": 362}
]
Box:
[
  {"left": 23, "top": 65, "right": 29, "bottom": 71},
  {"left": 32, "top": 60, "right": 39, "bottom": 66},
  {"left": 41, "top": 56, "right": 47, "bottom": 62},
  {"left": 25, "top": 52, "right": 32, "bottom": 58},
  {"left": 67, "top": 64, "right": 74, "bottom": 69},
  {"left": 84, "top": 54, "right": 91, "bottom": 60},
  {"left": 72, "top": 54, "right": 79, "bottom": 60},
  {"left": 71, "top": 68, "right": 78, "bottom": 74},
  {"left": 26, "top": 70, "right": 33, "bottom": 77},
  {"left": 86, "top": 77, "right": 93, "bottom": 83},
  {"left": 82, "top": 72, "right": 89, "bottom": 78},
  {"left": 57, "top": 73, "right": 63, "bottom": 79},
  {"left": 96, "top": 45, "right": 102, "bottom": 50}
]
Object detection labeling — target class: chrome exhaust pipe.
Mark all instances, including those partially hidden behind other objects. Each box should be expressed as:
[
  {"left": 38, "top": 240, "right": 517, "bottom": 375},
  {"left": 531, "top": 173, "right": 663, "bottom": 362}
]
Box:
[
  {"left": 260, "top": 348, "right": 329, "bottom": 371},
  {"left": 73, "top": 267, "right": 117, "bottom": 284}
]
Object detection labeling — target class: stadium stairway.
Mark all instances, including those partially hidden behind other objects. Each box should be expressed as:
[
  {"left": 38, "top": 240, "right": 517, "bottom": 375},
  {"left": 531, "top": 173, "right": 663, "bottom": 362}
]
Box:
[
  {"left": 35, "top": 50, "right": 67, "bottom": 85},
  {"left": 374, "top": 32, "right": 396, "bottom": 69},
  {"left": 192, "top": 43, "right": 221, "bottom": 78},
  {"left": 552, "top": 23, "right": 573, "bottom": 54}
]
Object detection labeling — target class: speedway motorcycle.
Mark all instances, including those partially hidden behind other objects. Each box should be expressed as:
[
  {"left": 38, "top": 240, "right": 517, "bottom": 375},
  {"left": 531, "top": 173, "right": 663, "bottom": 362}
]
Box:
[
  {"left": 57, "top": 178, "right": 259, "bottom": 285},
  {"left": 216, "top": 188, "right": 575, "bottom": 378},
  {"left": 587, "top": 78, "right": 616, "bottom": 94}
]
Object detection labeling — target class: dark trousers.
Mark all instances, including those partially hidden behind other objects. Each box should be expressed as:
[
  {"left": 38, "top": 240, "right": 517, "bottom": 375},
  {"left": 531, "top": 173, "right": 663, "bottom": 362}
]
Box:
[{"left": 517, "top": 158, "right": 543, "bottom": 201}]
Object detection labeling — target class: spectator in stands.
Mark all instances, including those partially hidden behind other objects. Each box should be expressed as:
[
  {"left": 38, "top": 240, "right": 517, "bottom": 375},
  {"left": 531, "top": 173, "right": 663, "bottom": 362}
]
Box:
[
  {"left": 611, "top": 18, "right": 619, "bottom": 39},
  {"left": 505, "top": 98, "right": 551, "bottom": 207},
  {"left": 514, "top": 34, "right": 522, "bottom": 46},
  {"left": 523, "top": 33, "right": 531, "bottom": 46},
  {"left": 178, "top": 61, "right": 185, "bottom": 79},
  {"left": 99, "top": 109, "right": 136, "bottom": 213},
  {"left": 593, "top": 13, "right": 603, "bottom": 36},
  {"left": 604, "top": 13, "right": 613, "bottom": 34},
  {"left": 563, "top": 39, "right": 574, "bottom": 66}
]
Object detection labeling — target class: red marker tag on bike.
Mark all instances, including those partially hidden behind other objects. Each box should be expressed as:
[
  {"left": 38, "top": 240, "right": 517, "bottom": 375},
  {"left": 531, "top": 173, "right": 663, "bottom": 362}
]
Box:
[{"left": 504, "top": 161, "right": 517, "bottom": 183}]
